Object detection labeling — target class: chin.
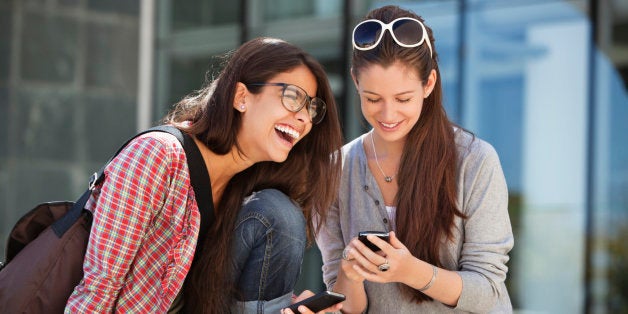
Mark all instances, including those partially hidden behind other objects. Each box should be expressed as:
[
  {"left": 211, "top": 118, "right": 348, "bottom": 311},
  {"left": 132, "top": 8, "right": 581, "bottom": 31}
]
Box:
[{"left": 270, "top": 153, "right": 289, "bottom": 163}]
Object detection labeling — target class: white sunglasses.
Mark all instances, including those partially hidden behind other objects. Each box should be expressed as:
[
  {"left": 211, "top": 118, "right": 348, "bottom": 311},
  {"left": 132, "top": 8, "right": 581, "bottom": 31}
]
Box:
[{"left": 352, "top": 17, "right": 433, "bottom": 58}]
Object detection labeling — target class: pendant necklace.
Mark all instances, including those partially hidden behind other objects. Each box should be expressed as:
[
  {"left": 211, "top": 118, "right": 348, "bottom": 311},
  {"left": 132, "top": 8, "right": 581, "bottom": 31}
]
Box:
[{"left": 370, "top": 131, "right": 395, "bottom": 183}]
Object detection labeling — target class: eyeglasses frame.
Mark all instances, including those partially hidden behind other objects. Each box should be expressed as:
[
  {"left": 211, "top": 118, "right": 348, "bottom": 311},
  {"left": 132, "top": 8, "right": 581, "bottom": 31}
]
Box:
[{"left": 246, "top": 82, "right": 327, "bottom": 124}]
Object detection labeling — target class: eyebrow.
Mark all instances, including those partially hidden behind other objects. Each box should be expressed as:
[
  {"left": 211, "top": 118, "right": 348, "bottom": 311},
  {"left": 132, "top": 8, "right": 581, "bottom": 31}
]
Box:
[{"left": 361, "top": 90, "right": 415, "bottom": 97}]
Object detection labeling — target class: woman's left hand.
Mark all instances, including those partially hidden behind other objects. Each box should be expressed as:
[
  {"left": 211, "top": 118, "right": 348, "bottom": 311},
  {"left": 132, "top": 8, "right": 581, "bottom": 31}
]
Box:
[{"left": 281, "top": 290, "right": 343, "bottom": 314}]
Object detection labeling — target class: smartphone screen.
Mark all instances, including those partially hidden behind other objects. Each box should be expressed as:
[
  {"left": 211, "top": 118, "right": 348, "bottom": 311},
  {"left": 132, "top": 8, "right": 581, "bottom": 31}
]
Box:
[
  {"left": 358, "top": 231, "right": 390, "bottom": 252},
  {"left": 286, "top": 291, "right": 345, "bottom": 312}
]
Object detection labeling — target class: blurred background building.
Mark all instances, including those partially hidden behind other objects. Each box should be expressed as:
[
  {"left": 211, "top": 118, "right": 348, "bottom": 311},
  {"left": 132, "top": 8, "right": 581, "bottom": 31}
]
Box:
[{"left": 1, "top": 0, "right": 626, "bottom": 313}]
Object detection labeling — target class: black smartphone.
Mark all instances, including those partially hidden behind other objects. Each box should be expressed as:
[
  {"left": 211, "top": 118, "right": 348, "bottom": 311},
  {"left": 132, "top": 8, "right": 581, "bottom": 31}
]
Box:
[
  {"left": 358, "top": 231, "right": 390, "bottom": 252},
  {"left": 286, "top": 290, "right": 345, "bottom": 313}
]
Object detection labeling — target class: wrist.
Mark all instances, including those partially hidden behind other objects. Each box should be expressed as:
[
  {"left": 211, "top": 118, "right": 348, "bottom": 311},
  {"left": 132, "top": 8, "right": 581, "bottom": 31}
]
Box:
[
  {"left": 407, "top": 259, "right": 437, "bottom": 291},
  {"left": 418, "top": 264, "right": 438, "bottom": 292},
  {"left": 339, "top": 266, "right": 364, "bottom": 284}
]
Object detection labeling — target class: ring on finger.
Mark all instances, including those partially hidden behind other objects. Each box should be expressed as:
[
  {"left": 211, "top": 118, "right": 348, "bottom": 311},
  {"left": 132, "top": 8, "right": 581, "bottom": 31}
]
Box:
[
  {"left": 342, "top": 247, "right": 353, "bottom": 261},
  {"left": 378, "top": 259, "right": 390, "bottom": 272}
]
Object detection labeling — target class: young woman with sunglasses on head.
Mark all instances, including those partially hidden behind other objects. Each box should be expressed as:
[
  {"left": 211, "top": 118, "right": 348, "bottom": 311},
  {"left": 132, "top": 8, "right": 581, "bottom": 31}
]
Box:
[
  {"left": 65, "top": 37, "right": 343, "bottom": 313},
  {"left": 315, "top": 5, "right": 514, "bottom": 313}
]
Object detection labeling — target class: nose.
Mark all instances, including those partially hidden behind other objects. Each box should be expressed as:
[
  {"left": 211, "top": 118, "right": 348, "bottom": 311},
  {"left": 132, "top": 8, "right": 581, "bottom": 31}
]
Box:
[
  {"left": 294, "top": 103, "right": 311, "bottom": 123},
  {"left": 380, "top": 100, "right": 397, "bottom": 121}
]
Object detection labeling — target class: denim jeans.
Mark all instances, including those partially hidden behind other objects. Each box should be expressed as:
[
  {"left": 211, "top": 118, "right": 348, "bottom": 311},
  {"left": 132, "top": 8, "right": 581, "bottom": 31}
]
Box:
[{"left": 230, "top": 189, "right": 307, "bottom": 314}]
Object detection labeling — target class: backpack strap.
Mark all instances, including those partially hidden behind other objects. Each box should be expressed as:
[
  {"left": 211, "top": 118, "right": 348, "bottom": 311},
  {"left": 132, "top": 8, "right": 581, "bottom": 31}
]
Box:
[{"left": 52, "top": 126, "right": 215, "bottom": 252}]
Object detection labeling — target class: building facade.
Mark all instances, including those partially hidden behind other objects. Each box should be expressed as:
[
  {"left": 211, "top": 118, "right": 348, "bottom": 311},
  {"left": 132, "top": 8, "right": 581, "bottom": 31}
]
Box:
[{"left": 1, "top": 0, "right": 627, "bottom": 312}]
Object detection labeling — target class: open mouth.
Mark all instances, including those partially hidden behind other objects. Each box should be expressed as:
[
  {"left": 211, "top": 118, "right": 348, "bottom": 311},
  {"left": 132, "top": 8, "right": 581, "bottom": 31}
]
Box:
[{"left": 274, "top": 125, "right": 300, "bottom": 145}]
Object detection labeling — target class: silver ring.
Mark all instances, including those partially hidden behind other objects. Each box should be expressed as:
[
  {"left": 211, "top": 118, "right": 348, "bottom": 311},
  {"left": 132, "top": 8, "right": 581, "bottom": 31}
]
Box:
[
  {"left": 378, "top": 259, "right": 390, "bottom": 272},
  {"left": 342, "top": 247, "right": 352, "bottom": 261}
]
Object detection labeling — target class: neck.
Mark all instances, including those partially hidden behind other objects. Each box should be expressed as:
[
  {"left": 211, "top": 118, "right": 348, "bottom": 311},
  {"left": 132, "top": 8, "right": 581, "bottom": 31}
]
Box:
[
  {"left": 370, "top": 130, "right": 404, "bottom": 158},
  {"left": 369, "top": 130, "right": 402, "bottom": 182},
  {"left": 193, "top": 137, "right": 253, "bottom": 206}
]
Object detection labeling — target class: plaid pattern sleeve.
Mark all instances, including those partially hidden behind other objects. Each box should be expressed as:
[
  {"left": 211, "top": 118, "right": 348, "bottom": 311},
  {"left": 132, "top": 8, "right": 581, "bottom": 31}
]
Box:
[{"left": 66, "top": 132, "right": 201, "bottom": 313}]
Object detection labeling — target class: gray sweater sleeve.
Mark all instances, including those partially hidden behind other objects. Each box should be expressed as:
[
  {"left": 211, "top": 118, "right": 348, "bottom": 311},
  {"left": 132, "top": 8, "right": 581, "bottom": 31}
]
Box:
[{"left": 454, "top": 136, "right": 514, "bottom": 313}]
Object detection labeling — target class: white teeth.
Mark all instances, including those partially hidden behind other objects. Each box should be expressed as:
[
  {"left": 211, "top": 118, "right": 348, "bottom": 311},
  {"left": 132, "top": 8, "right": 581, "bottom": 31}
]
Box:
[
  {"left": 381, "top": 122, "right": 399, "bottom": 128},
  {"left": 275, "top": 125, "right": 300, "bottom": 139}
]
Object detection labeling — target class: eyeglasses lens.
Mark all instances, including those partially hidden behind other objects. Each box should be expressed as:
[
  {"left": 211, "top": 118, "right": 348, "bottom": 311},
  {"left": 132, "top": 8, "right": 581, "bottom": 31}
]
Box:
[
  {"left": 281, "top": 85, "right": 326, "bottom": 123},
  {"left": 392, "top": 19, "right": 423, "bottom": 46},
  {"left": 282, "top": 85, "right": 304, "bottom": 112},
  {"left": 309, "top": 99, "right": 325, "bottom": 123},
  {"left": 354, "top": 21, "right": 383, "bottom": 49}
]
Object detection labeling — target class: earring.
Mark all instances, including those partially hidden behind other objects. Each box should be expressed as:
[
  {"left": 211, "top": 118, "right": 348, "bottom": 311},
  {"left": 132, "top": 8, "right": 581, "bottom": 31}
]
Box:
[{"left": 240, "top": 104, "right": 246, "bottom": 111}]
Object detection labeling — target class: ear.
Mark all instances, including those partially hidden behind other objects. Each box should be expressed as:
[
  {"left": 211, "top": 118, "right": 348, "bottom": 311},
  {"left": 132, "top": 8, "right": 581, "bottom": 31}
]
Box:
[
  {"left": 423, "top": 69, "right": 437, "bottom": 98},
  {"left": 233, "top": 82, "right": 248, "bottom": 112}
]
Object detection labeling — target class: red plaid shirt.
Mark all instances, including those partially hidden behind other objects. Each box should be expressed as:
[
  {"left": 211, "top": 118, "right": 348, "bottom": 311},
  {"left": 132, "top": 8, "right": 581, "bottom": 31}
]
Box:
[{"left": 66, "top": 132, "right": 201, "bottom": 313}]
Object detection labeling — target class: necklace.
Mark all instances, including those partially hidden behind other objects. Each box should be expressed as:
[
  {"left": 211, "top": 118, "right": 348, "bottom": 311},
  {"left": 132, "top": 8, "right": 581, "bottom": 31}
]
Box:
[{"left": 370, "top": 132, "right": 395, "bottom": 183}]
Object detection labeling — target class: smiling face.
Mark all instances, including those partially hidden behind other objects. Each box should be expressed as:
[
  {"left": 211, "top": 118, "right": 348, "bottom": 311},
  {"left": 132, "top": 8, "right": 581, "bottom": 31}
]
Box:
[
  {"left": 354, "top": 61, "right": 435, "bottom": 145},
  {"left": 235, "top": 64, "right": 316, "bottom": 163}
]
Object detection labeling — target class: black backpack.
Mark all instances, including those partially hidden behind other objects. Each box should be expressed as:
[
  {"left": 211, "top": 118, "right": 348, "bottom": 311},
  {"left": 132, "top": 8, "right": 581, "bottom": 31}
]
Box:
[{"left": 0, "top": 125, "right": 213, "bottom": 313}]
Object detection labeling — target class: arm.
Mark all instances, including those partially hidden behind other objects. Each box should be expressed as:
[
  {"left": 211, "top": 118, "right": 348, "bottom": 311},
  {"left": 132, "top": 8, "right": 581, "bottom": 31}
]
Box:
[
  {"left": 66, "top": 135, "right": 175, "bottom": 312},
  {"left": 453, "top": 141, "right": 513, "bottom": 312},
  {"left": 314, "top": 201, "right": 368, "bottom": 314},
  {"left": 347, "top": 140, "right": 512, "bottom": 312}
]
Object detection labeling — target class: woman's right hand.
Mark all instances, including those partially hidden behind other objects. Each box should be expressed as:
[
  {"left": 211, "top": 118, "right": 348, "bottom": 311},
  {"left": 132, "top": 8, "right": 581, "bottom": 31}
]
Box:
[
  {"left": 340, "top": 241, "right": 367, "bottom": 283},
  {"left": 281, "top": 290, "right": 343, "bottom": 314}
]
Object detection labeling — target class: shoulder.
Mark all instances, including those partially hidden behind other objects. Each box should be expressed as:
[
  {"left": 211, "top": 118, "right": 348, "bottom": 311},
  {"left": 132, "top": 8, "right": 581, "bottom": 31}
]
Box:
[
  {"left": 135, "top": 131, "right": 185, "bottom": 153},
  {"left": 342, "top": 134, "right": 364, "bottom": 155},
  {"left": 454, "top": 128, "right": 500, "bottom": 168},
  {"left": 111, "top": 130, "right": 187, "bottom": 172}
]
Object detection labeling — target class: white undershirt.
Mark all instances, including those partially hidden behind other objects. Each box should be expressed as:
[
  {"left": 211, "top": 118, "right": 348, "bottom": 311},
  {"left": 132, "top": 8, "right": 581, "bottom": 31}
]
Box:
[{"left": 386, "top": 205, "right": 397, "bottom": 232}]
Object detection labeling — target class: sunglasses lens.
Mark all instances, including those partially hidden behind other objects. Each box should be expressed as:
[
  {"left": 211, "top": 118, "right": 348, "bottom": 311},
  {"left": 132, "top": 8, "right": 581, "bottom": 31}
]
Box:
[
  {"left": 354, "top": 21, "right": 383, "bottom": 49},
  {"left": 392, "top": 19, "right": 423, "bottom": 46}
]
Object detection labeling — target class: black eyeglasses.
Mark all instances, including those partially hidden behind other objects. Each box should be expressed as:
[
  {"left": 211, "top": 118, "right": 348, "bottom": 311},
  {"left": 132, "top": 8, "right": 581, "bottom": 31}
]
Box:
[
  {"left": 352, "top": 17, "right": 433, "bottom": 58},
  {"left": 246, "top": 82, "right": 327, "bottom": 124}
]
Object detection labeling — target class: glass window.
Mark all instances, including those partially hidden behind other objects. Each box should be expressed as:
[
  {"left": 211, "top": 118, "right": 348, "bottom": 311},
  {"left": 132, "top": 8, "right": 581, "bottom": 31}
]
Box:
[
  {"left": 262, "top": 0, "right": 342, "bottom": 21},
  {"left": 1, "top": 2, "right": 141, "bottom": 261},
  {"left": 463, "top": 0, "right": 590, "bottom": 312},
  {"left": 172, "top": 0, "right": 239, "bottom": 31},
  {"left": 591, "top": 0, "right": 628, "bottom": 312}
]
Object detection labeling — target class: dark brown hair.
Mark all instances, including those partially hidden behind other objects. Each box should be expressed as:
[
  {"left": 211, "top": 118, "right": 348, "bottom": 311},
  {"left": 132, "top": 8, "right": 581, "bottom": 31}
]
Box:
[
  {"left": 352, "top": 6, "right": 466, "bottom": 303},
  {"left": 165, "top": 37, "right": 343, "bottom": 313}
]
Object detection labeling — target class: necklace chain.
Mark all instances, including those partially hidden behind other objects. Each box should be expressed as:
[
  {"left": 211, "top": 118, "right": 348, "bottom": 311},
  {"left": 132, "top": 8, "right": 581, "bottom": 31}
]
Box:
[{"left": 370, "top": 132, "right": 395, "bottom": 183}]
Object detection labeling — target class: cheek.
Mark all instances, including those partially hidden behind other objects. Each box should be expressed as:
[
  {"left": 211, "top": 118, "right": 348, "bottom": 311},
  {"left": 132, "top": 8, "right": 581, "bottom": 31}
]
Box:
[
  {"left": 360, "top": 102, "right": 376, "bottom": 115},
  {"left": 412, "top": 102, "right": 424, "bottom": 121}
]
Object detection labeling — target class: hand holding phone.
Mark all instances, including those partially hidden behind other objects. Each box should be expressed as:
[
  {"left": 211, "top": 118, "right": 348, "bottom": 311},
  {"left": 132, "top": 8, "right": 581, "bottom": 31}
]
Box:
[
  {"left": 358, "top": 231, "right": 390, "bottom": 252},
  {"left": 286, "top": 290, "right": 345, "bottom": 313}
]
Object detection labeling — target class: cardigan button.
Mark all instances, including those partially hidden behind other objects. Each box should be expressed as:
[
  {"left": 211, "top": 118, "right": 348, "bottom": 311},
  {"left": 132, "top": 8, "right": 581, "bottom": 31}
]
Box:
[
  {"left": 374, "top": 200, "right": 380, "bottom": 206},
  {"left": 364, "top": 185, "right": 369, "bottom": 191},
  {"left": 383, "top": 218, "right": 389, "bottom": 224}
]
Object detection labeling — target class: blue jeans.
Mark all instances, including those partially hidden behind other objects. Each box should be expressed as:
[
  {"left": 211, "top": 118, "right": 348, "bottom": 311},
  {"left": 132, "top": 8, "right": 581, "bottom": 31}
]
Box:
[{"left": 230, "top": 189, "right": 306, "bottom": 314}]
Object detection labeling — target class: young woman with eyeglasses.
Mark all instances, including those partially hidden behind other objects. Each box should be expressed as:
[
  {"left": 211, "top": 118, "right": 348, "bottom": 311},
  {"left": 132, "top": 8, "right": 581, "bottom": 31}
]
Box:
[
  {"left": 66, "top": 37, "right": 344, "bottom": 314},
  {"left": 315, "top": 5, "right": 514, "bottom": 313}
]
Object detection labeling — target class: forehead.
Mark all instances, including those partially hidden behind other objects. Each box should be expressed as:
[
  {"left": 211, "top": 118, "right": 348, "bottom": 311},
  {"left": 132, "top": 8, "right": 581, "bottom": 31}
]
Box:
[
  {"left": 357, "top": 62, "right": 421, "bottom": 89},
  {"left": 268, "top": 65, "right": 318, "bottom": 96}
]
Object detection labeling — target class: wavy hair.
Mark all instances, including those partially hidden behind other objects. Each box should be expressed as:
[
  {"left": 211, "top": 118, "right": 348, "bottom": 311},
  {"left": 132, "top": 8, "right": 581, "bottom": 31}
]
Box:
[{"left": 165, "top": 37, "right": 343, "bottom": 312}]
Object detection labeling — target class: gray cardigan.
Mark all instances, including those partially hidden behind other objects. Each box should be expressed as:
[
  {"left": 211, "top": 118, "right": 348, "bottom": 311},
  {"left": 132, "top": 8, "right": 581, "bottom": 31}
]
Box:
[{"left": 315, "top": 129, "right": 514, "bottom": 313}]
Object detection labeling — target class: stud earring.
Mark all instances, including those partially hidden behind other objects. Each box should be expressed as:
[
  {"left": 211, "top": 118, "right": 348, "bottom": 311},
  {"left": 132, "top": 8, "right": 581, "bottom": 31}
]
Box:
[{"left": 240, "top": 104, "right": 246, "bottom": 111}]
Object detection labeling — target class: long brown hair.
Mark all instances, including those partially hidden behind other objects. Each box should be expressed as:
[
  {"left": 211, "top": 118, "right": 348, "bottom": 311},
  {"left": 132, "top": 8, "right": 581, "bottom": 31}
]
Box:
[
  {"left": 352, "top": 6, "right": 466, "bottom": 302},
  {"left": 165, "top": 37, "right": 343, "bottom": 313}
]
